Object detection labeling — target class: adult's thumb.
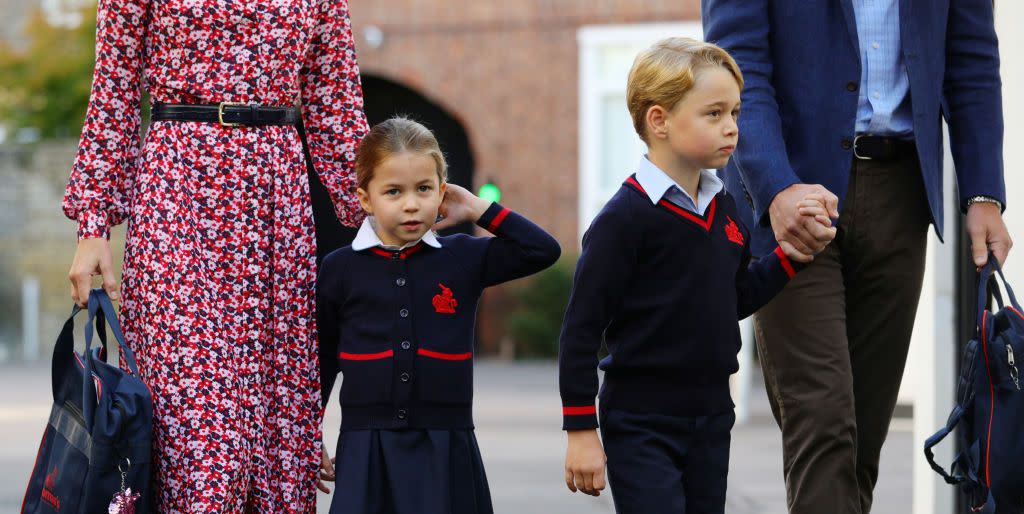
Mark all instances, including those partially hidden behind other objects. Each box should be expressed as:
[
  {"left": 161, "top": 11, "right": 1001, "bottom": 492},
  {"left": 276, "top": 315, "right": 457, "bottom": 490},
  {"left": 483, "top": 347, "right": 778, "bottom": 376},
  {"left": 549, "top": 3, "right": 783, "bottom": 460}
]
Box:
[
  {"left": 971, "top": 233, "right": 989, "bottom": 267},
  {"left": 99, "top": 258, "right": 120, "bottom": 302}
]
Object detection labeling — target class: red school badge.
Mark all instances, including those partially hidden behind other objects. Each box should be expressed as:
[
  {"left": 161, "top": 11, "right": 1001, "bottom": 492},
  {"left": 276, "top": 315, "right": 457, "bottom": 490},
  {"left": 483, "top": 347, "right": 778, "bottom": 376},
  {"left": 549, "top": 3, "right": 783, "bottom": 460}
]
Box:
[
  {"left": 725, "top": 216, "right": 745, "bottom": 246},
  {"left": 42, "top": 466, "right": 61, "bottom": 510},
  {"left": 432, "top": 283, "right": 458, "bottom": 314}
]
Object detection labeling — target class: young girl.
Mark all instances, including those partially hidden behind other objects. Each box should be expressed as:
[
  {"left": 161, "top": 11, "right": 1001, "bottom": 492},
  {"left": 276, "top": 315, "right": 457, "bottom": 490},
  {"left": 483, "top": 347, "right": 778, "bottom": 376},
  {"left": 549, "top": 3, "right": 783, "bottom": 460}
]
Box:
[{"left": 316, "top": 117, "right": 561, "bottom": 514}]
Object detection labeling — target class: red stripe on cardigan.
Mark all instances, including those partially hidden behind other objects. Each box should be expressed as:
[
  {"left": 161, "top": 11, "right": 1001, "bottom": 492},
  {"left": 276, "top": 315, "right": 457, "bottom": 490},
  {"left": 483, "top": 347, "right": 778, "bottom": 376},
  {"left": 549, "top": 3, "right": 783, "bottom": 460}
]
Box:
[{"left": 417, "top": 348, "right": 473, "bottom": 361}]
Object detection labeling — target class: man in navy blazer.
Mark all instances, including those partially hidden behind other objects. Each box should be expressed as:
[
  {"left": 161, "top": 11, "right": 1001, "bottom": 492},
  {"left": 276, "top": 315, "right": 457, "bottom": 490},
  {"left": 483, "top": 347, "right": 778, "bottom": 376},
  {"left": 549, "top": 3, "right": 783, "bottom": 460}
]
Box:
[{"left": 703, "top": 1, "right": 1012, "bottom": 512}]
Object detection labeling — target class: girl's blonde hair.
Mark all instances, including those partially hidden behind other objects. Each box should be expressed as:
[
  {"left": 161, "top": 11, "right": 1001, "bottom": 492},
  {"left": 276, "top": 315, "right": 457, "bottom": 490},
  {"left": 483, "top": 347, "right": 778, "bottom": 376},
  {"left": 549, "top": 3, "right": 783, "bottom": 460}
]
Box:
[
  {"left": 355, "top": 116, "right": 448, "bottom": 190},
  {"left": 626, "top": 37, "right": 744, "bottom": 143}
]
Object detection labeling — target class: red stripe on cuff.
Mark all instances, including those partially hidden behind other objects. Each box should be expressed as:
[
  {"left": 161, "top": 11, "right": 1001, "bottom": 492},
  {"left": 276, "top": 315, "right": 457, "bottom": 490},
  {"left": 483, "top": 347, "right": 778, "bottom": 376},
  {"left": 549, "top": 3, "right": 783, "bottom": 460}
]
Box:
[
  {"left": 774, "top": 247, "right": 796, "bottom": 278},
  {"left": 417, "top": 348, "right": 473, "bottom": 360},
  {"left": 339, "top": 350, "right": 394, "bottom": 360},
  {"left": 563, "top": 405, "right": 597, "bottom": 416},
  {"left": 487, "top": 208, "right": 511, "bottom": 232}
]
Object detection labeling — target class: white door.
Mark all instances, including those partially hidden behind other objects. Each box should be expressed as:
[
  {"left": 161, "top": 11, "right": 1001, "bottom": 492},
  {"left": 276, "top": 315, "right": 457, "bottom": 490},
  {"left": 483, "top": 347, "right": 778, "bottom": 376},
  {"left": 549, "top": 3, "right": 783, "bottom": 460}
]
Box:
[{"left": 576, "top": 22, "right": 703, "bottom": 242}]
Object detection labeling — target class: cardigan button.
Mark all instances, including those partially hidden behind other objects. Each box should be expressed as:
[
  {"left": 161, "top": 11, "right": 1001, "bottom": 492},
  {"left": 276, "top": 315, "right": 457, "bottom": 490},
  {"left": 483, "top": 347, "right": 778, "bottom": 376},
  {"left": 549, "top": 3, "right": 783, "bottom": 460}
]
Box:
[
  {"left": 400, "top": 309, "right": 409, "bottom": 318},
  {"left": 401, "top": 341, "right": 411, "bottom": 350},
  {"left": 397, "top": 409, "right": 408, "bottom": 420},
  {"left": 846, "top": 81, "right": 858, "bottom": 92},
  {"left": 396, "top": 278, "right": 406, "bottom": 286},
  {"left": 400, "top": 372, "right": 411, "bottom": 382}
]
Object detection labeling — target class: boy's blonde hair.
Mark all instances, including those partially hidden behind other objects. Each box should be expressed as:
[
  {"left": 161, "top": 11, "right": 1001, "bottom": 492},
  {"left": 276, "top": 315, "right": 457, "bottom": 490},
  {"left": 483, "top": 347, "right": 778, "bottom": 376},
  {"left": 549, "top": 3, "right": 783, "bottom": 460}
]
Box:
[
  {"left": 626, "top": 37, "right": 744, "bottom": 144},
  {"left": 355, "top": 116, "right": 448, "bottom": 190}
]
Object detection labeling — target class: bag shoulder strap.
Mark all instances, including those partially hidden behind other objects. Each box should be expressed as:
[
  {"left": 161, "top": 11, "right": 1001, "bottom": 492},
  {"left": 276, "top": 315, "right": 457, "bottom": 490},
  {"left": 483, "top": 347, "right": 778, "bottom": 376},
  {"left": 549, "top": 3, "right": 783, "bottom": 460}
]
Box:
[{"left": 924, "top": 339, "right": 980, "bottom": 485}]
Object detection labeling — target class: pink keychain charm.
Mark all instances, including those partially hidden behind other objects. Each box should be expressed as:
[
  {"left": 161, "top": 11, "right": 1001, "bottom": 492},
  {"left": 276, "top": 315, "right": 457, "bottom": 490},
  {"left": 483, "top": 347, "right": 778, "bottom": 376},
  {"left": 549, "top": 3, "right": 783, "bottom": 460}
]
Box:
[
  {"left": 109, "top": 458, "right": 140, "bottom": 514},
  {"left": 108, "top": 488, "right": 140, "bottom": 514}
]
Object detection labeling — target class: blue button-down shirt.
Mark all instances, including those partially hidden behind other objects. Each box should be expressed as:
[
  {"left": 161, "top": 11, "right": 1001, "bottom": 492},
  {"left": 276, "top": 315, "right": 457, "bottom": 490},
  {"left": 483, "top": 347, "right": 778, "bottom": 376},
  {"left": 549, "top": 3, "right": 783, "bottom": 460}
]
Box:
[
  {"left": 852, "top": 0, "right": 913, "bottom": 136},
  {"left": 633, "top": 156, "right": 724, "bottom": 215}
]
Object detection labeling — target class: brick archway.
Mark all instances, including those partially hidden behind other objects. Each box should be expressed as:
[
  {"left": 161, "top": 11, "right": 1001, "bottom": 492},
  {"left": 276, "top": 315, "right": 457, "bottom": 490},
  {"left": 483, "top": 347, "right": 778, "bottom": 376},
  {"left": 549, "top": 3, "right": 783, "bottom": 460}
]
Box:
[{"left": 305, "top": 74, "right": 476, "bottom": 263}]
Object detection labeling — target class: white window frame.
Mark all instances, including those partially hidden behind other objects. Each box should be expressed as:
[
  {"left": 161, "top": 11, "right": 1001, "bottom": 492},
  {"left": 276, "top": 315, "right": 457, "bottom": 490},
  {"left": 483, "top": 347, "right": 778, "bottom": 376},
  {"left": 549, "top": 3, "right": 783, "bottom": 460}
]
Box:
[{"left": 577, "top": 22, "right": 704, "bottom": 243}]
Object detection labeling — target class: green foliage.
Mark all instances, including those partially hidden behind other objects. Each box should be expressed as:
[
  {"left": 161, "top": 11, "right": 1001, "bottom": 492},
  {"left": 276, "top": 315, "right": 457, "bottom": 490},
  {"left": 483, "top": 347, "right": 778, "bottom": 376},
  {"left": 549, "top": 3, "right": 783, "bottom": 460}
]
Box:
[
  {"left": 505, "top": 257, "right": 576, "bottom": 359},
  {"left": 0, "top": 5, "right": 98, "bottom": 139}
]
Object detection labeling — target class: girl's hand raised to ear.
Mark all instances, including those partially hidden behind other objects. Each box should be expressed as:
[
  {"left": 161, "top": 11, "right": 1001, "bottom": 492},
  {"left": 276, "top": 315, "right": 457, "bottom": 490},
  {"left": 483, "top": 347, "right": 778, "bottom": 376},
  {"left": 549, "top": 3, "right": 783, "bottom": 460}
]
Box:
[{"left": 433, "top": 183, "right": 491, "bottom": 232}]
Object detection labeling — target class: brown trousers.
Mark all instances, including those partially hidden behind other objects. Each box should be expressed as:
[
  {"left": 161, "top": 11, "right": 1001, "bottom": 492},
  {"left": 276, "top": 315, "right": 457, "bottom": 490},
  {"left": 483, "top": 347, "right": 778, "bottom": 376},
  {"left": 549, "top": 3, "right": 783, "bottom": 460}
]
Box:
[{"left": 754, "top": 153, "right": 932, "bottom": 514}]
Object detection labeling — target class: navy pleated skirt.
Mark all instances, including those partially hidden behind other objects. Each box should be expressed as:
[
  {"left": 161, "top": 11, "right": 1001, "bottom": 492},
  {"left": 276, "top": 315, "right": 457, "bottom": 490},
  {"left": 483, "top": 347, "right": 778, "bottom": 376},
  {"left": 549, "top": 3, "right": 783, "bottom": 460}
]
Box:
[{"left": 329, "top": 428, "right": 494, "bottom": 514}]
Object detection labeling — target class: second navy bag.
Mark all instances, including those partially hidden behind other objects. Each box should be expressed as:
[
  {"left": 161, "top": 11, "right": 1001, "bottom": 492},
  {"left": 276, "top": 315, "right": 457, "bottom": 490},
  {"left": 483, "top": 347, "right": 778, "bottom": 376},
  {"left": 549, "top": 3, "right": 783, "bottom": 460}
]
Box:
[{"left": 21, "top": 289, "right": 154, "bottom": 514}]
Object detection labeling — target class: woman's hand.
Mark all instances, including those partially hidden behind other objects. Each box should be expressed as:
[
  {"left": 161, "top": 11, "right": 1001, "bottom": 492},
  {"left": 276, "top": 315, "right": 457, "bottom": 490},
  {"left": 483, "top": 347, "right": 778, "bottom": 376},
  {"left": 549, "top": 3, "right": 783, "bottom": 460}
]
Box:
[
  {"left": 68, "top": 237, "right": 119, "bottom": 307},
  {"left": 433, "top": 183, "right": 491, "bottom": 232},
  {"left": 317, "top": 442, "right": 336, "bottom": 494}
]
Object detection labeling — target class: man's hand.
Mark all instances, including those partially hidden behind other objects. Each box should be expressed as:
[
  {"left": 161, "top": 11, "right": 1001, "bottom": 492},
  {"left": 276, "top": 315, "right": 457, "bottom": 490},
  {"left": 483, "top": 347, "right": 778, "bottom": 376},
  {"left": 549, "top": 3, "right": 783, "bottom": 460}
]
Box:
[
  {"left": 967, "top": 202, "right": 1012, "bottom": 267},
  {"left": 564, "top": 429, "right": 607, "bottom": 496},
  {"left": 769, "top": 184, "right": 840, "bottom": 263}
]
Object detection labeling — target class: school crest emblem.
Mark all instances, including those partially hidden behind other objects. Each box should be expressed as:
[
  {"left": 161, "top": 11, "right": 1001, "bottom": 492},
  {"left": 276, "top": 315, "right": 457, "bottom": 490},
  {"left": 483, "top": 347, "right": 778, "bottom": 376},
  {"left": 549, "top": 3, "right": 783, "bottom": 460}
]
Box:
[
  {"left": 725, "top": 216, "right": 745, "bottom": 246},
  {"left": 432, "top": 283, "right": 458, "bottom": 314}
]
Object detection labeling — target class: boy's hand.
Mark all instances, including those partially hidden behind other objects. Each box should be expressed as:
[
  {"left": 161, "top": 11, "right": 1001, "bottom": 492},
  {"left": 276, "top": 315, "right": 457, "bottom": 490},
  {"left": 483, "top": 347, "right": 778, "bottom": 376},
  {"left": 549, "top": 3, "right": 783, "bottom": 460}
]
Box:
[
  {"left": 317, "top": 442, "right": 336, "bottom": 494},
  {"left": 565, "top": 429, "right": 607, "bottom": 496},
  {"left": 433, "top": 183, "right": 491, "bottom": 231},
  {"left": 797, "top": 194, "right": 837, "bottom": 230},
  {"left": 778, "top": 194, "right": 836, "bottom": 262}
]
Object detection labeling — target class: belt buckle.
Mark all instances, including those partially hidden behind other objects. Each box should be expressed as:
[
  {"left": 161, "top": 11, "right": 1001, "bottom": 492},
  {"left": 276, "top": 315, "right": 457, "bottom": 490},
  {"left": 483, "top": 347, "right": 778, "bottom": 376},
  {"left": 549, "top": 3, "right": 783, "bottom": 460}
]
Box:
[
  {"left": 218, "top": 102, "right": 246, "bottom": 128},
  {"left": 853, "top": 134, "right": 872, "bottom": 160}
]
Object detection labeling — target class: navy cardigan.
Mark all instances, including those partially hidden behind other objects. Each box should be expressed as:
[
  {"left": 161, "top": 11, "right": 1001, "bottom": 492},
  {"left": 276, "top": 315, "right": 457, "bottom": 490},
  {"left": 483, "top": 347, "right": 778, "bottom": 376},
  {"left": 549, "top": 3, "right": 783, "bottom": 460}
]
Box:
[{"left": 318, "top": 203, "right": 560, "bottom": 430}]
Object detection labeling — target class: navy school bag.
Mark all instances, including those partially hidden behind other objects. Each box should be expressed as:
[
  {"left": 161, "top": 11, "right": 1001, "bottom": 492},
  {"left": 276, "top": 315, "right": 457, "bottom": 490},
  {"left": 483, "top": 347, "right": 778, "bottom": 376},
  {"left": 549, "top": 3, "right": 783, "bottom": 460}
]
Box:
[
  {"left": 22, "top": 289, "right": 153, "bottom": 514},
  {"left": 925, "top": 255, "right": 1024, "bottom": 513}
]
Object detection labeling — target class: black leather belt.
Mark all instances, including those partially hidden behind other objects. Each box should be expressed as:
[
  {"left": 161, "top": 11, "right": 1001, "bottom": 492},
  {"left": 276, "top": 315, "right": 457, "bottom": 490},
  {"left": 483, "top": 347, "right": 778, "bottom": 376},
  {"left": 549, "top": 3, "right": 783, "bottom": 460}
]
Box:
[
  {"left": 853, "top": 135, "right": 916, "bottom": 161},
  {"left": 151, "top": 102, "right": 299, "bottom": 127}
]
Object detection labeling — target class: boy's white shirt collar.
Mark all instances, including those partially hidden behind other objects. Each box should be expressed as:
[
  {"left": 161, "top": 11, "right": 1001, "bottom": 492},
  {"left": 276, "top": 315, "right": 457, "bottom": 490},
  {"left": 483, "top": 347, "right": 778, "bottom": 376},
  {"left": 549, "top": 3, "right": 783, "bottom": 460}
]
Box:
[
  {"left": 633, "top": 155, "right": 723, "bottom": 211},
  {"left": 351, "top": 216, "right": 442, "bottom": 251}
]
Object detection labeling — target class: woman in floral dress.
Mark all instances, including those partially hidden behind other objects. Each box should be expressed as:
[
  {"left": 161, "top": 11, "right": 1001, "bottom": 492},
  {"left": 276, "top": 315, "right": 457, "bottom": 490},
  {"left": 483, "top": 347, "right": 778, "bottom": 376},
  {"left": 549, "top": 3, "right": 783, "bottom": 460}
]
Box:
[{"left": 64, "top": 0, "right": 368, "bottom": 511}]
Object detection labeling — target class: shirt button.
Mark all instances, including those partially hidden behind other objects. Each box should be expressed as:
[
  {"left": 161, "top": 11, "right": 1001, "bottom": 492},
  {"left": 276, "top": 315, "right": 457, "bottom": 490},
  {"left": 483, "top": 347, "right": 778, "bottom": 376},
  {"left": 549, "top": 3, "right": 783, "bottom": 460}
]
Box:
[
  {"left": 841, "top": 138, "right": 853, "bottom": 150},
  {"left": 400, "top": 308, "right": 409, "bottom": 318},
  {"left": 401, "top": 341, "right": 411, "bottom": 350},
  {"left": 400, "top": 372, "right": 411, "bottom": 382},
  {"left": 397, "top": 409, "right": 408, "bottom": 420},
  {"left": 873, "top": 91, "right": 881, "bottom": 99},
  {"left": 871, "top": 41, "right": 880, "bottom": 49},
  {"left": 846, "top": 81, "right": 858, "bottom": 92},
  {"left": 396, "top": 278, "right": 406, "bottom": 287}
]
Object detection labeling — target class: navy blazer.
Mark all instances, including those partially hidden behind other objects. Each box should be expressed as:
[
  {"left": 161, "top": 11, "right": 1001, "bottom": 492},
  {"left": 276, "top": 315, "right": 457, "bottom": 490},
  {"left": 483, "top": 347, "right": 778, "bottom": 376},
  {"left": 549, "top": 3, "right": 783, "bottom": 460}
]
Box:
[{"left": 702, "top": 0, "right": 1005, "bottom": 256}]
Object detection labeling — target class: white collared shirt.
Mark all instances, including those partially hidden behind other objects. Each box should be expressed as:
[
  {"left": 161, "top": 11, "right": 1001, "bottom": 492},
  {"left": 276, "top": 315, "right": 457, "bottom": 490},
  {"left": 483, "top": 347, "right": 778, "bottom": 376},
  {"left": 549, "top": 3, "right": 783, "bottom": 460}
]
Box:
[
  {"left": 351, "top": 216, "right": 443, "bottom": 251},
  {"left": 633, "top": 155, "right": 724, "bottom": 216}
]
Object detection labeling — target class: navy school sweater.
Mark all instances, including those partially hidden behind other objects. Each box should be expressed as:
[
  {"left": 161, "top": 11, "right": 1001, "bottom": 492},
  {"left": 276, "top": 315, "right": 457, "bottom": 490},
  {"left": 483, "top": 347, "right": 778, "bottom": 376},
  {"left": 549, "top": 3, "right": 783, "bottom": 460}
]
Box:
[
  {"left": 559, "top": 176, "right": 803, "bottom": 430},
  {"left": 318, "top": 203, "right": 560, "bottom": 430}
]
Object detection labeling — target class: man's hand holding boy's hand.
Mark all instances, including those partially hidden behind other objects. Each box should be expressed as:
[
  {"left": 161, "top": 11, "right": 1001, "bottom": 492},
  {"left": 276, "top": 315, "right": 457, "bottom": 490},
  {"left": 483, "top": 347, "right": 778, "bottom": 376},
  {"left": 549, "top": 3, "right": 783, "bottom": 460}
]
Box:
[
  {"left": 770, "top": 184, "right": 839, "bottom": 263},
  {"left": 565, "top": 429, "right": 607, "bottom": 497},
  {"left": 777, "top": 193, "right": 836, "bottom": 263}
]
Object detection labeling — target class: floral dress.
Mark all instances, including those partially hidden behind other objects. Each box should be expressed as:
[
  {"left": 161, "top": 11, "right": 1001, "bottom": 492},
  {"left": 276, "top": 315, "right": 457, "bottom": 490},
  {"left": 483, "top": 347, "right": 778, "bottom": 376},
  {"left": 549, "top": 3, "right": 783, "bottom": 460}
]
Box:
[{"left": 61, "top": 0, "right": 368, "bottom": 511}]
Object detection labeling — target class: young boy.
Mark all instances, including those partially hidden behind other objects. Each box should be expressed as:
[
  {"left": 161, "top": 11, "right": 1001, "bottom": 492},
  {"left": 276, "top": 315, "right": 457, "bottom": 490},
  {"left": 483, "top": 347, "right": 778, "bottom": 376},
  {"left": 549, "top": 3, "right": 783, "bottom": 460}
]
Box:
[{"left": 558, "top": 38, "right": 837, "bottom": 513}]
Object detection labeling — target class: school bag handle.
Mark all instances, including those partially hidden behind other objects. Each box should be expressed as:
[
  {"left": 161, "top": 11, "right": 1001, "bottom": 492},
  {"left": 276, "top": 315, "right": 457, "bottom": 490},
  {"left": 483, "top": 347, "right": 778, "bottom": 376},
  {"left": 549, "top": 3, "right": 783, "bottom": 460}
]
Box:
[
  {"left": 976, "top": 251, "right": 1020, "bottom": 331},
  {"left": 79, "top": 289, "right": 142, "bottom": 426}
]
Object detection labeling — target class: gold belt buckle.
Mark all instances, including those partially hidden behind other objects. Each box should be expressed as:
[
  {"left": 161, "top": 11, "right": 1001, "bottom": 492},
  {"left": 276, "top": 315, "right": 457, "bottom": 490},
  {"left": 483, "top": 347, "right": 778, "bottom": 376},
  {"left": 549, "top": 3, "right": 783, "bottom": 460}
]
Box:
[{"left": 218, "top": 102, "right": 246, "bottom": 127}]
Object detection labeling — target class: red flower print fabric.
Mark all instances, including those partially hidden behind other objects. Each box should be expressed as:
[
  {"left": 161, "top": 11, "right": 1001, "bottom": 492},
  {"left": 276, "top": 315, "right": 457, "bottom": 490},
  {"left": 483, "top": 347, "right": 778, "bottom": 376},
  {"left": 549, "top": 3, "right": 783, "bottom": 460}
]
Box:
[{"left": 61, "top": 0, "right": 369, "bottom": 512}]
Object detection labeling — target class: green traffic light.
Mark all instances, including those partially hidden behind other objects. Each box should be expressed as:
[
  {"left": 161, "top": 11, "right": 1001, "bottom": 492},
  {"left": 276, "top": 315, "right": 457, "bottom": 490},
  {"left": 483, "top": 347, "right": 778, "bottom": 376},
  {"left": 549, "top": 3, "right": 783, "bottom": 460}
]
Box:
[{"left": 478, "top": 183, "right": 502, "bottom": 203}]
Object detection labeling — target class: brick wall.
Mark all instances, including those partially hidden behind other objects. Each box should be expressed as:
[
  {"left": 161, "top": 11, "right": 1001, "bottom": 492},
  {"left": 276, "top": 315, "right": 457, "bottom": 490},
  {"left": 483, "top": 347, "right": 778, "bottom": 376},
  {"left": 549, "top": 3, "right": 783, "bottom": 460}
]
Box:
[{"left": 350, "top": 1, "right": 701, "bottom": 247}]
